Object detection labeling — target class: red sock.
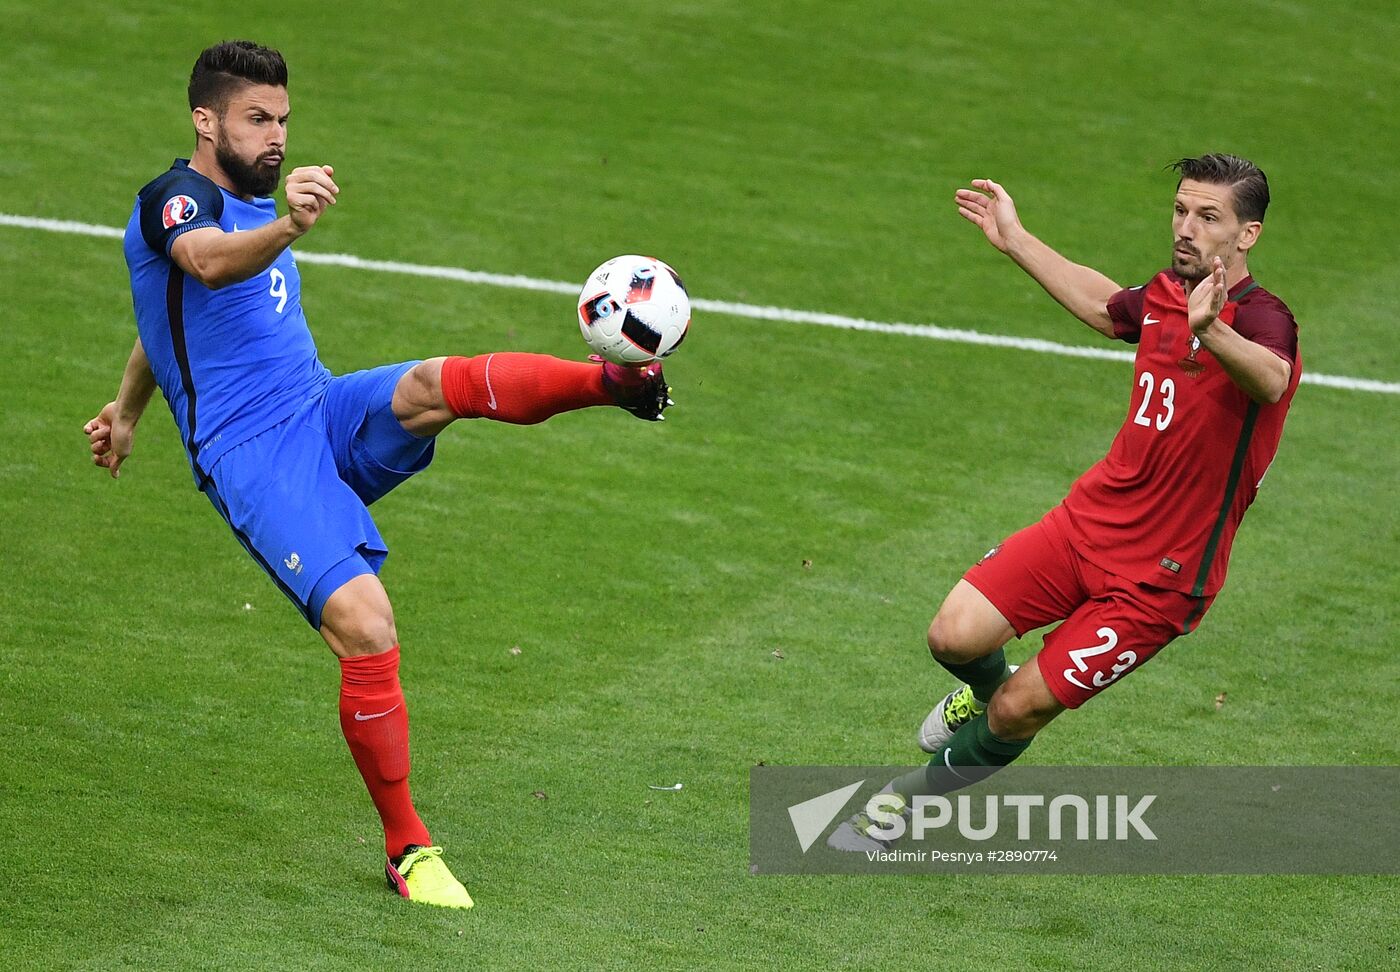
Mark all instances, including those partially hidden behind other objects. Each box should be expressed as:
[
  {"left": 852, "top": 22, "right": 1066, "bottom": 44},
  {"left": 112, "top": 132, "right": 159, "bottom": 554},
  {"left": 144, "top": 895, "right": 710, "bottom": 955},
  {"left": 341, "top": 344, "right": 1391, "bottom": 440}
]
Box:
[
  {"left": 338, "top": 646, "right": 431, "bottom": 857},
  {"left": 440, "top": 353, "right": 610, "bottom": 425}
]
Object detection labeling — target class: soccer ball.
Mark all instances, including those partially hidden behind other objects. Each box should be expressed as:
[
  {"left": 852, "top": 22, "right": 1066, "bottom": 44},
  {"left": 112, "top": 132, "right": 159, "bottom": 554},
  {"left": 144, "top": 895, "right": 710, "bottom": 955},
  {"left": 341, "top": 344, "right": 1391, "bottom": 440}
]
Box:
[{"left": 577, "top": 255, "right": 690, "bottom": 364}]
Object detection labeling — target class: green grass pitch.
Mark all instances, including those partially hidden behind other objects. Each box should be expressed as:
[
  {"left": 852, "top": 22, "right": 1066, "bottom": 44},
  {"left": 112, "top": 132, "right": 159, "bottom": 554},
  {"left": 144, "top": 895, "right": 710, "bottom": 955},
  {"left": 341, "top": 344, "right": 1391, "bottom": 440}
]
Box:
[{"left": 2, "top": 1, "right": 1397, "bottom": 968}]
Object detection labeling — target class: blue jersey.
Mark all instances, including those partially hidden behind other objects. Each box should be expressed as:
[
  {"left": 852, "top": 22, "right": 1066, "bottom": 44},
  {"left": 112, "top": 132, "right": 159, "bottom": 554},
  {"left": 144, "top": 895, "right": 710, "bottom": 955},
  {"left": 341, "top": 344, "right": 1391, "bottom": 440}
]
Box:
[{"left": 124, "top": 159, "right": 331, "bottom": 486}]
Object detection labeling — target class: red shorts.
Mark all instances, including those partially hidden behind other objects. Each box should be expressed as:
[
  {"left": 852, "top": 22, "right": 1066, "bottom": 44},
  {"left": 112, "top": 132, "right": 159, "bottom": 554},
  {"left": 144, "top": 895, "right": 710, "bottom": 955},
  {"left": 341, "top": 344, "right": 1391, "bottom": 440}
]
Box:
[{"left": 963, "top": 504, "right": 1212, "bottom": 709}]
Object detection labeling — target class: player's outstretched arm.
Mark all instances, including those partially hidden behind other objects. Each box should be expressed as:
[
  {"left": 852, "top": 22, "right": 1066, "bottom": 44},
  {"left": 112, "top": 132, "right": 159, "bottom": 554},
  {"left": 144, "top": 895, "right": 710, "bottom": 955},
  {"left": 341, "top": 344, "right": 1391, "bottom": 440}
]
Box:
[
  {"left": 1189, "top": 258, "right": 1292, "bottom": 404},
  {"left": 171, "top": 165, "right": 339, "bottom": 289},
  {"left": 84, "top": 339, "right": 157, "bottom": 479},
  {"left": 955, "top": 179, "right": 1121, "bottom": 338}
]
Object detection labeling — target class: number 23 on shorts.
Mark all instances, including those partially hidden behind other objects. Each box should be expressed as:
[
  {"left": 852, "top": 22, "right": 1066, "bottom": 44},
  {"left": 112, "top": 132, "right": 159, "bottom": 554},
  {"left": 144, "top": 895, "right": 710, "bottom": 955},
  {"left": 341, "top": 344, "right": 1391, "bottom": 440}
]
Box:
[{"left": 1061, "top": 626, "right": 1139, "bottom": 692}]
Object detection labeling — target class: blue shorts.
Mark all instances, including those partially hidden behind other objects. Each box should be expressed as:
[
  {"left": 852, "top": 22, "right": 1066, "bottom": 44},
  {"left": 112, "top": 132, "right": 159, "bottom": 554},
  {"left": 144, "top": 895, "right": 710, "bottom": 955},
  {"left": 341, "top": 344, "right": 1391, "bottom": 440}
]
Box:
[{"left": 203, "top": 361, "right": 434, "bottom": 628}]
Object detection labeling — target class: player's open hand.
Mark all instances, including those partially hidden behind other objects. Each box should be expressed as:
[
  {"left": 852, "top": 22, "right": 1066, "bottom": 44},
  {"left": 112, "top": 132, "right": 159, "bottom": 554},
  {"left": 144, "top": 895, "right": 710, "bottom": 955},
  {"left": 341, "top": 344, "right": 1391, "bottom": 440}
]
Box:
[
  {"left": 1188, "top": 256, "right": 1228, "bottom": 335},
  {"left": 285, "top": 165, "right": 339, "bottom": 233},
  {"left": 955, "top": 179, "right": 1024, "bottom": 253},
  {"left": 83, "top": 401, "right": 135, "bottom": 479}
]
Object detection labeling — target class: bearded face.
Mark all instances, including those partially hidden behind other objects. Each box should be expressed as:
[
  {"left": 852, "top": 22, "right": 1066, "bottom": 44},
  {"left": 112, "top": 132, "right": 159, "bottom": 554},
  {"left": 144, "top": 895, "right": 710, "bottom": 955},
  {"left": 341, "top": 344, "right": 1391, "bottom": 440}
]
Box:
[
  {"left": 202, "top": 83, "right": 289, "bottom": 198},
  {"left": 215, "top": 128, "right": 283, "bottom": 197},
  {"left": 1171, "top": 180, "right": 1252, "bottom": 282}
]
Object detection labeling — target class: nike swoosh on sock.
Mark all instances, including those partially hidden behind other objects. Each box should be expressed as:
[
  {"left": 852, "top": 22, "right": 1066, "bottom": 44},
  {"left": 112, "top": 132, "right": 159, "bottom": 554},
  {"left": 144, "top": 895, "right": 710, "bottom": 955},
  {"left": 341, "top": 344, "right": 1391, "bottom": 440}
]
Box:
[{"left": 354, "top": 703, "right": 402, "bottom": 722}]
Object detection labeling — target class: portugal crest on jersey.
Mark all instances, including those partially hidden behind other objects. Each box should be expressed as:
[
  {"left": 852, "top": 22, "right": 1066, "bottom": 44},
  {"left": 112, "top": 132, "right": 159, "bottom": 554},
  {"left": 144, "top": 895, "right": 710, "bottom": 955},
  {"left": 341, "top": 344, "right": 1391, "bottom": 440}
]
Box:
[
  {"left": 1178, "top": 334, "right": 1205, "bottom": 378},
  {"left": 161, "top": 194, "right": 199, "bottom": 229}
]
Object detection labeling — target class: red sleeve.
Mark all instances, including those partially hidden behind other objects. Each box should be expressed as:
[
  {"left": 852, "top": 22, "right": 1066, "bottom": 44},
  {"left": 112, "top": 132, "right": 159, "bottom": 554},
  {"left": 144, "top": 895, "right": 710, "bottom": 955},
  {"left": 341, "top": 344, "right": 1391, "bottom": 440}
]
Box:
[
  {"left": 1107, "top": 285, "right": 1147, "bottom": 343},
  {"left": 1232, "top": 295, "right": 1298, "bottom": 363}
]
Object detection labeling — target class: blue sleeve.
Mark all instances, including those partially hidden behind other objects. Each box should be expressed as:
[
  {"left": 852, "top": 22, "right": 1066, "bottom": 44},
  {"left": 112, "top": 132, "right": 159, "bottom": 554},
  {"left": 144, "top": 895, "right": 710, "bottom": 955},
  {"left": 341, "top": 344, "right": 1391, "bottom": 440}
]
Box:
[{"left": 138, "top": 171, "right": 224, "bottom": 257}]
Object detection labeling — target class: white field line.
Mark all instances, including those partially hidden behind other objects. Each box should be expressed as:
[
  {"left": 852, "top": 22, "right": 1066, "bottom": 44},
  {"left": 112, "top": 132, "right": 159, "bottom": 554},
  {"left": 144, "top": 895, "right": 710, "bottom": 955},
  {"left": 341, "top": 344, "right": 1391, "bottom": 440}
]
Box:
[{"left": 4, "top": 212, "right": 1396, "bottom": 396}]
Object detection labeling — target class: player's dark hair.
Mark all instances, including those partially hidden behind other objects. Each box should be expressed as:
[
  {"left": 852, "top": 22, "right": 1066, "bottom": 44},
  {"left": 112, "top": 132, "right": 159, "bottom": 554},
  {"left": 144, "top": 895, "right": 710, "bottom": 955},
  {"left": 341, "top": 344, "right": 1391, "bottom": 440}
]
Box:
[
  {"left": 1169, "top": 154, "right": 1269, "bottom": 223},
  {"left": 188, "top": 41, "right": 288, "bottom": 115}
]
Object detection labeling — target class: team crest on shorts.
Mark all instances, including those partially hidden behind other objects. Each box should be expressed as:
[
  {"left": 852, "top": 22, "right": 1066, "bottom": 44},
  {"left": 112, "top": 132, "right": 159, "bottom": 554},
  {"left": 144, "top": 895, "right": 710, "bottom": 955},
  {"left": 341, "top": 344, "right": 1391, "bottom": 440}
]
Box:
[{"left": 161, "top": 195, "right": 199, "bottom": 229}]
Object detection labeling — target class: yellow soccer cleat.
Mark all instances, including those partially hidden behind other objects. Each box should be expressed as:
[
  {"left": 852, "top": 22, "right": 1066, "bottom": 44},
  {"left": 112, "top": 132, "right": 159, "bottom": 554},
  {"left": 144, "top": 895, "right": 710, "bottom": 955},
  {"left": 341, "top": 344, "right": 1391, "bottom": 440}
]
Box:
[
  {"left": 385, "top": 845, "right": 474, "bottom": 909},
  {"left": 917, "top": 665, "right": 1019, "bottom": 753}
]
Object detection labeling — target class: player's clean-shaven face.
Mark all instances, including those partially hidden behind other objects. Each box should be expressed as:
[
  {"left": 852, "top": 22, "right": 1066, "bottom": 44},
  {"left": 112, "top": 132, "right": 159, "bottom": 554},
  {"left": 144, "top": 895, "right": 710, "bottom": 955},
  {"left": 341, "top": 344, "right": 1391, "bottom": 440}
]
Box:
[
  {"left": 1170, "top": 179, "right": 1251, "bottom": 281},
  {"left": 212, "top": 83, "right": 289, "bottom": 198}
]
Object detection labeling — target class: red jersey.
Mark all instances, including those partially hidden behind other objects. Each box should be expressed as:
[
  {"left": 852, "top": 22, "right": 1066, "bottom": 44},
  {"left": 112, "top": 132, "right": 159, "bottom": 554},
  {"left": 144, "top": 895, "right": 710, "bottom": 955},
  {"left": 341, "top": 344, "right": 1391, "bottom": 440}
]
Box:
[{"left": 1060, "top": 270, "right": 1301, "bottom": 597}]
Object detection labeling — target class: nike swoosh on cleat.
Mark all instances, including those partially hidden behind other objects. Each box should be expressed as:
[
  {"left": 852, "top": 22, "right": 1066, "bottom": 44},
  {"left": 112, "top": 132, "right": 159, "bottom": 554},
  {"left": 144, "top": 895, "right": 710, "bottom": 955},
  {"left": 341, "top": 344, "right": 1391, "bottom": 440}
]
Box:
[
  {"left": 354, "top": 703, "right": 402, "bottom": 721},
  {"left": 484, "top": 353, "right": 498, "bottom": 410}
]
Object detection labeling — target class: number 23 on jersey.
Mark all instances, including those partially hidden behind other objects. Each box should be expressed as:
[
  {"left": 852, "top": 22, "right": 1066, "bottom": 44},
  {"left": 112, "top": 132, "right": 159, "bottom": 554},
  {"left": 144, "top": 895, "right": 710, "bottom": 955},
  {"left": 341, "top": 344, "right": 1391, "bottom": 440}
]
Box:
[{"left": 1133, "top": 371, "right": 1175, "bottom": 430}]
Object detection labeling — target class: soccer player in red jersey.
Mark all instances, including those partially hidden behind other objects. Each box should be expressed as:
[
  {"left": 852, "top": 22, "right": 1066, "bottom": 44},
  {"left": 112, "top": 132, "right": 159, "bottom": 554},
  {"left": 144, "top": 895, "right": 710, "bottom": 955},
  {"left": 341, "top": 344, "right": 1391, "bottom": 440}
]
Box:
[
  {"left": 831, "top": 154, "right": 1299, "bottom": 849},
  {"left": 83, "top": 41, "right": 676, "bottom": 905}
]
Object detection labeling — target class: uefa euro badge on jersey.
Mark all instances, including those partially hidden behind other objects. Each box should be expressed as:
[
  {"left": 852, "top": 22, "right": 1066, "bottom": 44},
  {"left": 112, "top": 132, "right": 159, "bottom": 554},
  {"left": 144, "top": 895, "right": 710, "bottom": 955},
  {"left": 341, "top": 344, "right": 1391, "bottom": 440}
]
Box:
[
  {"left": 1178, "top": 335, "right": 1205, "bottom": 378},
  {"left": 161, "top": 194, "right": 199, "bottom": 229}
]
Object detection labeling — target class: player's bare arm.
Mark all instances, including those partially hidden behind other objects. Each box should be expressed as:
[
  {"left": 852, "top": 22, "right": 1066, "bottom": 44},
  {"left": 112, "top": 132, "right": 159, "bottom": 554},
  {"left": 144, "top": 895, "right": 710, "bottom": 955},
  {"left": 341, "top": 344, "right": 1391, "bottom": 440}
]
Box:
[
  {"left": 1188, "top": 256, "right": 1292, "bottom": 404},
  {"left": 955, "top": 178, "right": 1121, "bottom": 337},
  {"left": 171, "top": 165, "right": 338, "bottom": 289},
  {"left": 84, "top": 338, "right": 157, "bottom": 479}
]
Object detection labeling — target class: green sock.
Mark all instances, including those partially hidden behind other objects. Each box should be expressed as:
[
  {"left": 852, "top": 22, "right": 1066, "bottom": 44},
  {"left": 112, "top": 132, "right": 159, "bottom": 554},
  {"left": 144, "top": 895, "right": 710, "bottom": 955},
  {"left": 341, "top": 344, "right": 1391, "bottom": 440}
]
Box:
[
  {"left": 938, "top": 648, "right": 1012, "bottom": 703},
  {"left": 892, "top": 713, "right": 1032, "bottom": 800}
]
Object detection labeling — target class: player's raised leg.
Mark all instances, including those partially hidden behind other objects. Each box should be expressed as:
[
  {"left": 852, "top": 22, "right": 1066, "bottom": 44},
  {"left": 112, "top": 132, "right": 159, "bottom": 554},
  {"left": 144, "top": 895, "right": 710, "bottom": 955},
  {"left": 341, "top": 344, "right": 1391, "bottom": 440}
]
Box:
[
  {"left": 390, "top": 353, "right": 673, "bottom": 438},
  {"left": 917, "top": 579, "right": 1020, "bottom": 752},
  {"left": 896, "top": 657, "right": 1062, "bottom": 797},
  {"left": 829, "top": 514, "right": 1085, "bottom": 851},
  {"left": 915, "top": 510, "right": 1090, "bottom": 756},
  {"left": 319, "top": 572, "right": 473, "bottom": 909},
  {"left": 834, "top": 546, "right": 1202, "bottom": 852}
]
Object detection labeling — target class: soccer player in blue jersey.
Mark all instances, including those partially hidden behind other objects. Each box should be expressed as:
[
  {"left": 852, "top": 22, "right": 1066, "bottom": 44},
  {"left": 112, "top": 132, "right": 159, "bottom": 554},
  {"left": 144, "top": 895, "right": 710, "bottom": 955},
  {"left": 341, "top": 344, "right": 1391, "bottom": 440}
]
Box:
[{"left": 83, "top": 40, "right": 673, "bottom": 909}]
